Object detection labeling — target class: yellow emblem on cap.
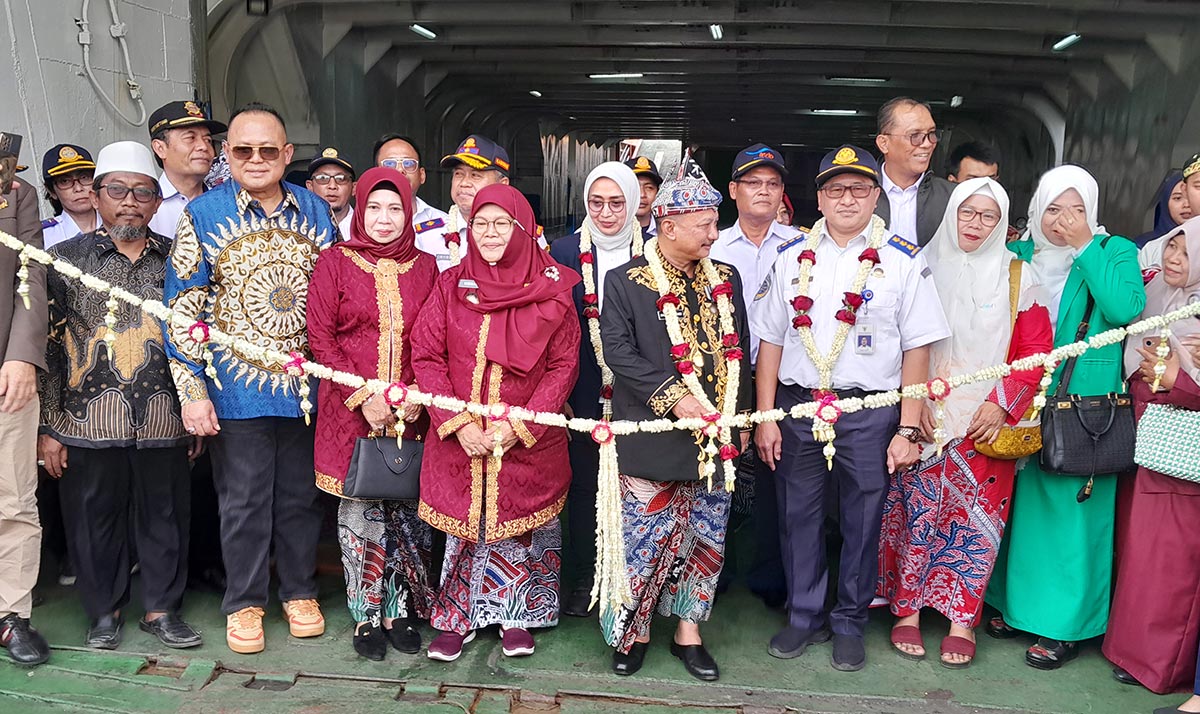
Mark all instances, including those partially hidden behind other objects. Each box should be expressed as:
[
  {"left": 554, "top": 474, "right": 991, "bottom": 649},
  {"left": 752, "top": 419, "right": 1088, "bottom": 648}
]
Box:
[
  {"left": 833, "top": 147, "right": 858, "bottom": 166},
  {"left": 184, "top": 101, "right": 203, "bottom": 117},
  {"left": 635, "top": 157, "right": 650, "bottom": 169},
  {"left": 463, "top": 137, "right": 477, "bottom": 149},
  {"left": 59, "top": 146, "right": 79, "bottom": 162},
  {"left": 322, "top": 148, "right": 339, "bottom": 158}
]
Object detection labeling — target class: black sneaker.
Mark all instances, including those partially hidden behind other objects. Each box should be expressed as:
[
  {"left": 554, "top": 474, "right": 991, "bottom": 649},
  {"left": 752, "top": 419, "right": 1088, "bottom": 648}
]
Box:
[
  {"left": 0, "top": 614, "right": 50, "bottom": 666},
  {"left": 139, "top": 613, "right": 202, "bottom": 649},
  {"left": 831, "top": 633, "right": 866, "bottom": 671}
]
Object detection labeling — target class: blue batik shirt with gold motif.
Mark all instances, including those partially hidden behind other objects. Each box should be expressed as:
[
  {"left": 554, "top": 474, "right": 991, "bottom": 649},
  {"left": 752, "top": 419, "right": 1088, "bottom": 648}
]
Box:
[{"left": 163, "top": 180, "right": 337, "bottom": 419}]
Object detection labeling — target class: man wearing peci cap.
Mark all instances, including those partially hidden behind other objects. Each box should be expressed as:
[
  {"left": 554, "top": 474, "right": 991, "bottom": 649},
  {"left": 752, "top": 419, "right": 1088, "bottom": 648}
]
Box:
[
  {"left": 41, "top": 144, "right": 100, "bottom": 248},
  {"left": 36, "top": 141, "right": 203, "bottom": 651},
  {"left": 147, "top": 101, "right": 227, "bottom": 240},
  {"left": 373, "top": 134, "right": 452, "bottom": 264},
  {"left": 0, "top": 131, "right": 51, "bottom": 666},
  {"left": 624, "top": 156, "right": 663, "bottom": 238},
  {"left": 750, "top": 145, "right": 949, "bottom": 671},
  {"left": 306, "top": 148, "right": 355, "bottom": 239}
]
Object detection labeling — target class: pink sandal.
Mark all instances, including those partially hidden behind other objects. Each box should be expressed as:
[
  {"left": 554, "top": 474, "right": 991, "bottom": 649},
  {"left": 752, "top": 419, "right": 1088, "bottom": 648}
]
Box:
[
  {"left": 940, "top": 635, "right": 976, "bottom": 669},
  {"left": 890, "top": 625, "right": 926, "bottom": 661}
]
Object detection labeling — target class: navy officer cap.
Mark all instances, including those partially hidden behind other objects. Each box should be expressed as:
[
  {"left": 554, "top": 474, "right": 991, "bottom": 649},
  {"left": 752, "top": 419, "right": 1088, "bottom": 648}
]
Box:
[
  {"left": 440, "top": 134, "right": 510, "bottom": 176},
  {"left": 732, "top": 143, "right": 787, "bottom": 180},
  {"left": 815, "top": 145, "right": 880, "bottom": 187}
]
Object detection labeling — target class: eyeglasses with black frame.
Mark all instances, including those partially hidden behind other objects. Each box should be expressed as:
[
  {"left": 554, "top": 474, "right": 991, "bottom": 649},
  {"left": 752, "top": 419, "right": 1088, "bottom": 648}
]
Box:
[
  {"left": 311, "top": 173, "right": 351, "bottom": 186},
  {"left": 97, "top": 183, "right": 159, "bottom": 203},
  {"left": 884, "top": 129, "right": 943, "bottom": 147},
  {"left": 52, "top": 173, "right": 95, "bottom": 190},
  {"left": 820, "top": 183, "right": 876, "bottom": 199}
]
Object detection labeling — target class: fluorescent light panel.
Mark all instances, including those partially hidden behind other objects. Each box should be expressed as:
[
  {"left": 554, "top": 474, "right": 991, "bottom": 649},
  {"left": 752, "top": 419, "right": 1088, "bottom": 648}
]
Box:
[
  {"left": 709, "top": 24, "right": 723, "bottom": 40},
  {"left": 827, "top": 76, "right": 888, "bottom": 84},
  {"left": 588, "top": 72, "right": 644, "bottom": 79},
  {"left": 529, "top": 90, "right": 542, "bottom": 97},
  {"left": 409, "top": 24, "right": 436, "bottom": 39},
  {"left": 810, "top": 109, "right": 859, "bottom": 116},
  {"left": 1052, "top": 33, "right": 1082, "bottom": 51}
]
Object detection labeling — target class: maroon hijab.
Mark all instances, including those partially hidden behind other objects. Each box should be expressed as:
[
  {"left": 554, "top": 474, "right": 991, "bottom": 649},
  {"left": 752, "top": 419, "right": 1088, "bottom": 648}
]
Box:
[
  {"left": 342, "top": 166, "right": 420, "bottom": 263},
  {"left": 459, "top": 183, "right": 580, "bottom": 375}
]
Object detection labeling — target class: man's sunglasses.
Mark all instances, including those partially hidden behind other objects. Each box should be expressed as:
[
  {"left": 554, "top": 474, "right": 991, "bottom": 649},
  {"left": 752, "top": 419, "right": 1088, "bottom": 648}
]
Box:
[{"left": 228, "top": 145, "right": 282, "bottom": 161}]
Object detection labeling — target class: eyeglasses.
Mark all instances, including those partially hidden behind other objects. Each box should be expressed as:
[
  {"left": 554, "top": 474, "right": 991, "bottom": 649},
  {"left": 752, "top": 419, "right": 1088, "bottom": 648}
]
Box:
[
  {"left": 52, "top": 174, "right": 94, "bottom": 190},
  {"left": 380, "top": 158, "right": 419, "bottom": 173},
  {"left": 884, "top": 129, "right": 943, "bottom": 147},
  {"left": 311, "top": 173, "right": 351, "bottom": 186},
  {"left": 820, "top": 184, "right": 876, "bottom": 199},
  {"left": 736, "top": 178, "right": 784, "bottom": 192},
  {"left": 587, "top": 197, "right": 627, "bottom": 213},
  {"left": 470, "top": 217, "right": 517, "bottom": 234},
  {"left": 228, "top": 145, "right": 282, "bottom": 161},
  {"left": 957, "top": 205, "right": 1002, "bottom": 227},
  {"left": 97, "top": 184, "right": 159, "bottom": 203}
]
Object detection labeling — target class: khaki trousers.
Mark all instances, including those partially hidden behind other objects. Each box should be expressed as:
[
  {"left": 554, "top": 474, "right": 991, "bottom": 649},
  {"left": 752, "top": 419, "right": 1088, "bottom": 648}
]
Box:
[{"left": 0, "top": 397, "right": 41, "bottom": 618}]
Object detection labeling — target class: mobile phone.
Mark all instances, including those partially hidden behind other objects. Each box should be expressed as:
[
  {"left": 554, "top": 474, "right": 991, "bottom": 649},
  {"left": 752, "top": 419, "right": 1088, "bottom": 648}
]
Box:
[{"left": 1144, "top": 337, "right": 1159, "bottom": 349}]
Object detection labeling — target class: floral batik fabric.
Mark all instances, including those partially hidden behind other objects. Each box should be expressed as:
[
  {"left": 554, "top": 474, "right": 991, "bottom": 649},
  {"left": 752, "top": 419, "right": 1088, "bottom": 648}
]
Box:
[
  {"left": 601, "top": 476, "right": 731, "bottom": 654},
  {"left": 877, "top": 437, "right": 1017, "bottom": 628},
  {"left": 429, "top": 520, "right": 562, "bottom": 634},
  {"left": 337, "top": 499, "right": 433, "bottom": 624}
]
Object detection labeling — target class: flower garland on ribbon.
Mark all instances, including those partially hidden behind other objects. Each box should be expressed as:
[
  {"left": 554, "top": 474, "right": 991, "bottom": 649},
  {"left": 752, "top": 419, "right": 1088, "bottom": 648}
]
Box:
[
  {"left": 587, "top": 421, "right": 631, "bottom": 617},
  {"left": 791, "top": 214, "right": 887, "bottom": 469},
  {"left": 643, "top": 238, "right": 743, "bottom": 492},
  {"left": 443, "top": 205, "right": 462, "bottom": 267},
  {"left": 926, "top": 377, "right": 951, "bottom": 456},
  {"left": 578, "top": 222, "right": 645, "bottom": 419},
  {"left": 1151, "top": 327, "right": 1172, "bottom": 392}
]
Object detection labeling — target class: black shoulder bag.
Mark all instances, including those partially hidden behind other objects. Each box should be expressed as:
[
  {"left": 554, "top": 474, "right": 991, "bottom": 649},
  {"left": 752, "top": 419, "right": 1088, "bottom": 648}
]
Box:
[
  {"left": 343, "top": 435, "right": 423, "bottom": 501},
  {"left": 1038, "top": 293, "right": 1135, "bottom": 502}
]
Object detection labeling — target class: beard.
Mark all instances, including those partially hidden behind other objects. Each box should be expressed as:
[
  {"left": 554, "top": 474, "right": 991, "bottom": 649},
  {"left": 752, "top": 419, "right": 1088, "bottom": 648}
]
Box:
[{"left": 109, "top": 224, "right": 147, "bottom": 242}]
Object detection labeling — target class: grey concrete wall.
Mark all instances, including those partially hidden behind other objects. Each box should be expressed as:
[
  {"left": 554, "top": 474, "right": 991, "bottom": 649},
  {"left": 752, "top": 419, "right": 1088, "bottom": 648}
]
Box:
[{"left": 0, "top": 0, "right": 194, "bottom": 209}]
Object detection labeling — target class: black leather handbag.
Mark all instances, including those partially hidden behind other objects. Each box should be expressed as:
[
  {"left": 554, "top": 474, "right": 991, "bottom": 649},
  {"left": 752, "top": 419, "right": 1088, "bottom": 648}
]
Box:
[
  {"left": 1039, "top": 293, "right": 1135, "bottom": 502},
  {"left": 343, "top": 435, "right": 423, "bottom": 501}
]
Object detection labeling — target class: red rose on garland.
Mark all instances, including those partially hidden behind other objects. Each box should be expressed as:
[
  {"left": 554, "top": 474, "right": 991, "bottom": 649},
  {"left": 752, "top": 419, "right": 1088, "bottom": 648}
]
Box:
[
  {"left": 791, "top": 295, "right": 814, "bottom": 312},
  {"left": 793, "top": 314, "right": 813, "bottom": 329},
  {"left": 843, "top": 292, "right": 865, "bottom": 310},
  {"left": 600, "top": 384, "right": 613, "bottom": 399},
  {"left": 656, "top": 293, "right": 681, "bottom": 311},
  {"left": 724, "top": 348, "right": 744, "bottom": 361},
  {"left": 677, "top": 360, "right": 696, "bottom": 375},
  {"left": 721, "top": 333, "right": 739, "bottom": 348},
  {"left": 583, "top": 307, "right": 600, "bottom": 319},
  {"left": 670, "top": 343, "right": 691, "bottom": 360},
  {"left": 719, "top": 444, "right": 739, "bottom": 461},
  {"left": 582, "top": 293, "right": 599, "bottom": 306},
  {"left": 858, "top": 247, "right": 881, "bottom": 265},
  {"left": 579, "top": 252, "right": 594, "bottom": 264},
  {"left": 711, "top": 282, "right": 734, "bottom": 299},
  {"left": 798, "top": 249, "right": 817, "bottom": 264},
  {"left": 835, "top": 309, "right": 857, "bottom": 326}
]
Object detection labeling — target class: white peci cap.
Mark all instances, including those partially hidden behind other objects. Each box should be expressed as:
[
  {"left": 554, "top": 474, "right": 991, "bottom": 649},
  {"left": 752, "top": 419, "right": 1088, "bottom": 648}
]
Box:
[{"left": 94, "top": 141, "right": 160, "bottom": 187}]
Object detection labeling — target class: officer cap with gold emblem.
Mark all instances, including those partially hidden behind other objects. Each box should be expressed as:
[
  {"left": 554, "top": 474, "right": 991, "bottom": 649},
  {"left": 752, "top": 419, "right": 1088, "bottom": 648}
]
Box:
[
  {"left": 814, "top": 144, "right": 881, "bottom": 187},
  {"left": 0, "top": 132, "right": 28, "bottom": 172},
  {"left": 148, "top": 100, "right": 228, "bottom": 138},
  {"left": 439, "top": 134, "right": 510, "bottom": 176},
  {"left": 1184, "top": 151, "right": 1200, "bottom": 181},
  {"left": 307, "top": 147, "right": 356, "bottom": 179},
  {"left": 42, "top": 143, "right": 96, "bottom": 180},
  {"left": 623, "top": 155, "right": 663, "bottom": 187}
]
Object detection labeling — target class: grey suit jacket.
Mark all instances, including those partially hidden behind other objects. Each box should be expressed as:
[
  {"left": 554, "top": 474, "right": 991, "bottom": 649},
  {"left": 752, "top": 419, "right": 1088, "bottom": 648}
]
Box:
[
  {"left": 873, "top": 172, "right": 954, "bottom": 247},
  {"left": 0, "top": 177, "right": 47, "bottom": 369}
]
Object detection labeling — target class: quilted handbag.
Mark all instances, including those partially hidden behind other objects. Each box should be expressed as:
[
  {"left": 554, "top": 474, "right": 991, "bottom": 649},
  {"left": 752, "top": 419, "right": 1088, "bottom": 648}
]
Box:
[{"left": 1134, "top": 403, "right": 1200, "bottom": 483}]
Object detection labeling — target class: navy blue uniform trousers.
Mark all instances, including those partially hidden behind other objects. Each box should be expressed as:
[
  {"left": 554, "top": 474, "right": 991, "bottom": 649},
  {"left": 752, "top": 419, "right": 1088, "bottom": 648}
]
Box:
[{"left": 775, "top": 383, "right": 898, "bottom": 637}]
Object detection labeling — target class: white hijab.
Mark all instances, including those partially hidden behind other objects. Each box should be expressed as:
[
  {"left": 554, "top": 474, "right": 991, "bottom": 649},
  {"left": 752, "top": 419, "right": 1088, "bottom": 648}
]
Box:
[
  {"left": 582, "top": 161, "right": 641, "bottom": 306},
  {"left": 924, "top": 178, "right": 1033, "bottom": 448},
  {"left": 1123, "top": 217, "right": 1200, "bottom": 385},
  {"left": 1026, "top": 164, "right": 1107, "bottom": 322}
]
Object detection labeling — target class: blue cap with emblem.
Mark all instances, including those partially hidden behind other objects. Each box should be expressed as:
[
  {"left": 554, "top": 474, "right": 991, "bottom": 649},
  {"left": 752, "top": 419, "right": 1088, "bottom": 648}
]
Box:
[
  {"left": 440, "top": 134, "right": 510, "bottom": 176},
  {"left": 732, "top": 143, "right": 787, "bottom": 180},
  {"left": 815, "top": 144, "right": 880, "bottom": 187},
  {"left": 42, "top": 144, "right": 96, "bottom": 180}
]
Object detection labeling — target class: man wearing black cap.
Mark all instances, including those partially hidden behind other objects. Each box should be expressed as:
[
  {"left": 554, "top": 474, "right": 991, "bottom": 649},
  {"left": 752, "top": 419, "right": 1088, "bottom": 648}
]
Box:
[
  {"left": 0, "top": 131, "right": 51, "bottom": 666},
  {"left": 711, "top": 142, "right": 800, "bottom": 609},
  {"left": 148, "top": 101, "right": 227, "bottom": 239},
  {"left": 623, "top": 156, "right": 662, "bottom": 238},
  {"left": 306, "top": 148, "right": 355, "bottom": 239},
  {"left": 750, "top": 145, "right": 949, "bottom": 671},
  {"left": 438, "top": 134, "right": 511, "bottom": 265},
  {"left": 40, "top": 144, "right": 99, "bottom": 249}
]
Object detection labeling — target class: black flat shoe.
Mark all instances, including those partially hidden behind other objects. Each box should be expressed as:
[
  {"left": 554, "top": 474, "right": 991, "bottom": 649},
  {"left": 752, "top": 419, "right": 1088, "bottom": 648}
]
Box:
[
  {"left": 612, "top": 641, "right": 648, "bottom": 676},
  {"left": 670, "top": 642, "right": 719, "bottom": 682},
  {"left": 86, "top": 614, "right": 123, "bottom": 650},
  {"left": 1025, "top": 638, "right": 1078, "bottom": 670},
  {"left": 139, "top": 613, "right": 202, "bottom": 649},
  {"left": 353, "top": 621, "right": 387, "bottom": 661},
  {"left": 385, "top": 618, "right": 421, "bottom": 654},
  {"left": 561, "top": 583, "right": 592, "bottom": 618},
  {"left": 1111, "top": 666, "right": 1142, "bottom": 686},
  {"left": 831, "top": 633, "right": 866, "bottom": 672},
  {"left": 768, "top": 625, "right": 831, "bottom": 659},
  {"left": 985, "top": 615, "right": 1020, "bottom": 639},
  {"left": 0, "top": 614, "right": 49, "bottom": 666}
]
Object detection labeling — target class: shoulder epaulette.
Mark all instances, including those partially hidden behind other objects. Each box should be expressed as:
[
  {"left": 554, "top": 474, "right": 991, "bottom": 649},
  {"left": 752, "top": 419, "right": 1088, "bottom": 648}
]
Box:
[
  {"left": 777, "top": 232, "right": 807, "bottom": 253},
  {"left": 887, "top": 234, "right": 920, "bottom": 258},
  {"left": 414, "top": 218, "right": 445, "bottom": 234},
  {"left": 41, "top": 217, "right": 58, "bottom": 229}
]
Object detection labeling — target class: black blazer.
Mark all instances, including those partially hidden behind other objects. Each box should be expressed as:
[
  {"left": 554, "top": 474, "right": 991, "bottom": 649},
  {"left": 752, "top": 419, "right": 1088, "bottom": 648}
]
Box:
[{"left": 549, "top": 231, "right": 605, "bottom": 420}]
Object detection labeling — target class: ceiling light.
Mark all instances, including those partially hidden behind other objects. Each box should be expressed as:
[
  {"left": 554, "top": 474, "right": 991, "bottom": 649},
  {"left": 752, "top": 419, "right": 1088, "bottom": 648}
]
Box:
[
  {"left": 588, "top": 72, "right": 644, "bottom": 79},
  {"left": 1052, "top": 33, "right": 1082, "bottom": 52},
  {"left": 950, "top": 95, "right": 964, "bottom": 108},
  {"left": 709, "top": 24, "right": 723, "bottom": 40},
  {"left": 568, "top": 116, "right": 577, "bottom": 120},
  {"left": 409, "top": 24, "right": 437, "bottom": 40},
  {"left": 730, "top": 117, "right": 736, "bottom": 123},
  {"left": 826, "top": 76, "right": 888, "bottom": 84},
  {"left": 529, "top": 90, "right": 542, "bottom": 98},
  {"left": 246, "top": 0, "right": 269, "bottom": 15},
  {"left": 809, "top": 109, "right": 859, "bottom": 116}
]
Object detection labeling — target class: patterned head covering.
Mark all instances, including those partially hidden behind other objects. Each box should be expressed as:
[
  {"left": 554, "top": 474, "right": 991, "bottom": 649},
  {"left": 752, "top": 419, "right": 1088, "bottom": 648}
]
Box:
[{"left": 650, "top": 153, "right": 722, "bottom": 218}]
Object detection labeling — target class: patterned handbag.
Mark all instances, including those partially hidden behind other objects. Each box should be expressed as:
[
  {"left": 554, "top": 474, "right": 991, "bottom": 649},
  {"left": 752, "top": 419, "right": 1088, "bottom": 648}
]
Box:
[
  {"left": 975, "top": 261, "right": 1042, "bottom": 460},
  {"left": 1133, "top": 403, "right": 1200, "bottom": 483}
]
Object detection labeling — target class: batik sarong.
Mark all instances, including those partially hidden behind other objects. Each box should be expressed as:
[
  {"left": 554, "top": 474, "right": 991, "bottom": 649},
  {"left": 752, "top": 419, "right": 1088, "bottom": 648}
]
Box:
[{"left": 337, "top": 499, "right": 433, "bottom": 624}]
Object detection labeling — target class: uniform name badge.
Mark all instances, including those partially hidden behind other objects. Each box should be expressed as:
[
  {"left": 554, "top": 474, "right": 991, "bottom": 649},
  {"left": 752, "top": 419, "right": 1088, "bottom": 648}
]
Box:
[{"left": 854, "top": 322, "right": 875, "bottom": 355}]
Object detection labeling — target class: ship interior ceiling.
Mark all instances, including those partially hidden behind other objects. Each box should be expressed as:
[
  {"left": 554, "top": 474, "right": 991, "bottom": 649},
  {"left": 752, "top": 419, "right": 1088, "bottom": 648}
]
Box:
[{"left": 207, "top": 0, "right": 1200, "bottom": 233}]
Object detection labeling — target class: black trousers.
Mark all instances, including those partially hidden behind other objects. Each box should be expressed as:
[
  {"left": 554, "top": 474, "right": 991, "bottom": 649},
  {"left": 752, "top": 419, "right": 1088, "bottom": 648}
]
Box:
[
  {"left": 58, "top": 445, "right": 191, "bottom": 620},
  {"left": 564, "top": 435, "right": 600, "bottom": 585},
  {"left": 209, "top": 417, "right": 319, "bottom": 614},
  {"left": 187, "top": 453, "right": 224, "bottom": 578},
  {"left": 744, "top": 446, "right": 787, "bottom": 600}
]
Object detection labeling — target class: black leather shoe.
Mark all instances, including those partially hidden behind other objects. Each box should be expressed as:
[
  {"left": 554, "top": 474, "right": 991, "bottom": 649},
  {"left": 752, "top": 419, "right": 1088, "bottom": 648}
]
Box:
[
  {"left": 0, "top": 614, "right": 50, "bottom": 666},
  {"left": 86, "top": 613, "right": 123, "bottom": 650},
  {"left": 670, "top": 642, "right": 719, "bottom": 682},
  {"left": 611, "top": 641, "right": 648, "bottom": 676},
  {"left": 768, "top": 625, "right": 831, "bottom": 659},
  {"left": 353, "top": 621, "right": 387, "bottom": 661},
  {"left": 1025, "top": 638, "right": 1078, "bottom": 670},
  {"left": 139, "top": 613, "right": 201, "bottom": 649},
  {"left": 831, "top": 633, "right": 866, "bottom": 671},
  {"left": 985, "top": 615, "right": 1020, "bottom": 639},
  {"left": 385, "top": 618, "right": 421, "bottom": 654},
  {"left": 561, "top": 583, "right": 592, "bottom": 618},
  {"left": 1111, "top": 666, "right": 1142, "bottom": 686}
]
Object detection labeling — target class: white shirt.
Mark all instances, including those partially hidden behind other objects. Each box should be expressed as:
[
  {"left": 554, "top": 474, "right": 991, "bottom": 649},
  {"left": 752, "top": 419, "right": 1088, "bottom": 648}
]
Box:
[
  {"left": 412, "top": 196, "right": 455, "bottom": 271},
  {"left": 337, "top": 206, "right": 353, "bottom": 241},
  {"left": 148, "top": 173, "right": 196, "bottom": 239},
  {"left": 642, "top": 218, "right": 657, "bottom": 237},
  {"left": 880, "top": 163, "right": 925, "bottom": 247},
  {"left": 42, "top": 210, "right": 100, "bottom": 248},
  {"left": 711, "top": 218, "right": 802, "bottom": 364},
  {"left": 750, "top": 226, "right": 951, "bottom": 391}
]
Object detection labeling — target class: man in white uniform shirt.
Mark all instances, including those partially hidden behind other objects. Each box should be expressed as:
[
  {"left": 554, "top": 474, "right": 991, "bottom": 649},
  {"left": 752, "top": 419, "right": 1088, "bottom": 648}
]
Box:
[
  {"left": 373, "top": 133, "right": 453, "bottom": 266},
  {"left": 751, "top": 145, "right": 950, "bottom": 672},
  {"left": 147, "top": 101, "right": 227, "bottom": 239}
]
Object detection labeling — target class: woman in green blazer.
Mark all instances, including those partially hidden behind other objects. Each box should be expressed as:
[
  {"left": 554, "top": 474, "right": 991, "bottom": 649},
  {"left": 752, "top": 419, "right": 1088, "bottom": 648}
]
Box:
[{"left": 985, "top": 165, "right": 1146, "bottom": 670}]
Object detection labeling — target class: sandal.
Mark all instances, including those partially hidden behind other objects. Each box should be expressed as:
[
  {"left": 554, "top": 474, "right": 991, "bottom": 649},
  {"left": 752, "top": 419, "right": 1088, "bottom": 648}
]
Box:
[
  {"left": 1025, "top": 638, "right": 1078, "bottom": 670},
  {"left": 890, "top": 624, "right": 926, "bottom": 661},
  {"left": 940, "top": 635, "right": 976, "bottom": 669},
  {"left": 985, "top": 615, "right": 1019, "bottom": 639}
]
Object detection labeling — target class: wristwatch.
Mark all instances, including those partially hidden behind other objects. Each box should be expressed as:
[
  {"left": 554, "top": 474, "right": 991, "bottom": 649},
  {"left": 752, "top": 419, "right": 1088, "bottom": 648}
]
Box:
[{"left": 895, "top": 425, "right": 922, "bottom": 444}]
